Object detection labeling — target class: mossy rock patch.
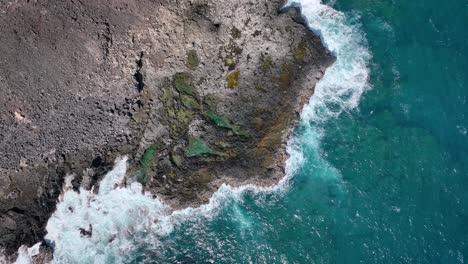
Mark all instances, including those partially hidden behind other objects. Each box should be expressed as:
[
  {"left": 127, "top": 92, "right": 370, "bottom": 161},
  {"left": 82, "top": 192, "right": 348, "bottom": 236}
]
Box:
[
  {"left": 227, "top": 71, "right": 240, "bottom": 88},
  {"left": 181, "top": 94, "right": 200, "bottom": 110},
  {"left": 161, "top": 88, "right": 176, "bottom": 118},
  {"left": 260, "top": 55, "right": 273, "bottom": 73},
  {"left": 193, "top": 168, "right": 213, "bottom": 184},
  {"left": 173, "top": 72, "right": 194, "bottom": 95},
  {"left": 185, "top": 138, "right": 224, "bottom": 158},
  {"left": 171, "top": 153, "right": 184, "bottom": 168},
  {"left": 203, "top": 95, "right": 217, "bottom": 113},
  {"left": 186, "top": 50, "right": 199, "bottom": 69},
  {"left": 207, "top": 113, "right": 242, "bottom": 135},
  {"left": 140, "top": 145, "right": 158, "bottom": 181},
  {"left": 294, "top": 39, "right": 309, "bottom": 64},
  {"left": 175, "top": 110, "right": 194, "bottom": 125}
]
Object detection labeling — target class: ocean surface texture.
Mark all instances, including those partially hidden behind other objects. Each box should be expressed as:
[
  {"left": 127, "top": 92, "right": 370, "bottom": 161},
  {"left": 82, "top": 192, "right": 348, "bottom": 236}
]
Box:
[{"left": 27, "top": 0, "right": 468, "bottom": 263}]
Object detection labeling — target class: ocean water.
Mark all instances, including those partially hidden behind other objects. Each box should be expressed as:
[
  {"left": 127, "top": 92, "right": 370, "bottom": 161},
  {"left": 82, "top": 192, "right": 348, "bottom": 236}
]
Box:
[{"left": 15, "top": 0, "right": 468, "bottom": 263}]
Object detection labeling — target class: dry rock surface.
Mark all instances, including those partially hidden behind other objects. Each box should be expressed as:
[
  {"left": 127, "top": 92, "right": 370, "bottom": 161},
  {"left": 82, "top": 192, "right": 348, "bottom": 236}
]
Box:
[{"left": 0, "top": 0, "right": 334, "bottom": 257}]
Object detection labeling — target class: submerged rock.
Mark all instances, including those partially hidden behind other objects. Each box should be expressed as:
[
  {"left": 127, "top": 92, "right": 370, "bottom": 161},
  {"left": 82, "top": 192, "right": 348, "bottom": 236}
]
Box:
[{"left": 0, "top": 0, "right": 334, "bottom": 256}]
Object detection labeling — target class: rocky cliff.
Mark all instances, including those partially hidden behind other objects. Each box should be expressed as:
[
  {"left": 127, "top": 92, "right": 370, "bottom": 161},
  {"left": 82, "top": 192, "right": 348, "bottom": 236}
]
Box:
[{"left": 0, "top": 0, "right": 334, "bottom": 257}]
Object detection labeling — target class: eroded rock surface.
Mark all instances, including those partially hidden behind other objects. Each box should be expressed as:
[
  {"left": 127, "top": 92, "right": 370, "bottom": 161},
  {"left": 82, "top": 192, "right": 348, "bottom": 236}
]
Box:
[{"left": 0, "top": 0, "right": 334, "bottom": 256}]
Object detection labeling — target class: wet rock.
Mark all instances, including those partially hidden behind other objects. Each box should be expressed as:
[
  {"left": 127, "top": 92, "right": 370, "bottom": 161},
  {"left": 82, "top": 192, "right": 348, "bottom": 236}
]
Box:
[{"left": 0, "top": 0, "right": 334, "bottom": 256}]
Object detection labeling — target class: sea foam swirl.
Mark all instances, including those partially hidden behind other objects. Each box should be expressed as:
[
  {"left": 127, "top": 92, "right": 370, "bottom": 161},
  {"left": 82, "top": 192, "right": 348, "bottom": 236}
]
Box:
[
  {"left": 292, "top": 0, "right": 371, "bottom": 125},
  {"left": 14, "top": 0, "right": 370, "bottom": 263},
  {"left": 287, "top": 0, "right": 371, "bottom": 182}
]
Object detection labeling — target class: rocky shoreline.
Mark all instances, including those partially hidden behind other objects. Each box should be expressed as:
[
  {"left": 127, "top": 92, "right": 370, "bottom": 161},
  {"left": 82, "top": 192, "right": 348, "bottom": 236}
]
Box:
[{"left": 0, "top": 0, "right": 334, "bottom": 259}]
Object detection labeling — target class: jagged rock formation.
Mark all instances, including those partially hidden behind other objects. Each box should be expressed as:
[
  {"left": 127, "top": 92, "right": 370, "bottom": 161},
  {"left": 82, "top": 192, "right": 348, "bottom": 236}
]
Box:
[{"left": 0, "top": 0, "right": 334, "bottom": 257}]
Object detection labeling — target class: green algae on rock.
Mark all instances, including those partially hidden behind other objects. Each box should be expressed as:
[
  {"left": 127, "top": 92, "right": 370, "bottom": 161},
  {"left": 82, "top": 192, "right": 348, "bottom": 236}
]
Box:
[
  {"left": 185, "top": 138, "right": 225, "bottom": 158},
  {"left": 186, "top": 50, "right": 200, "bottom": 69},
  {"left": 227, "top": 71, "right": 240, "bottom": 88},
  {"left": 261, "top": 54, "right": 274, "bottom": 72},
  {"left": 175, "top": 109, "right": 194, "bottom": 125},
  {"left": 207, "top": 113, "right": 242, "bottom": 135},
  {"left": 140, "top": 145, "right": 158, "bottom": 180},
  {"left": 181, "top": 94, "right": 200, "bottom": 110},
  {"left": 173, "top": 72, "right": 195, "bottom": 96}
]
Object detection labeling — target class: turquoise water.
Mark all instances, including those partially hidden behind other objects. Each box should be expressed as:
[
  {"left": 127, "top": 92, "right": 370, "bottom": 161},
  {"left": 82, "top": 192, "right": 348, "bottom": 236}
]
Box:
[{"left": 34, "top": 0, "right": 468, "bottom": 263}]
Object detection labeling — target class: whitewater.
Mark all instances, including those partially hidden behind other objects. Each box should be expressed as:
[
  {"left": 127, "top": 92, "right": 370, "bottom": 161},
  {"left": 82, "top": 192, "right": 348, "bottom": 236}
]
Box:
[{"left": 13, "top": 0, "right": 370, "bottom": 263}]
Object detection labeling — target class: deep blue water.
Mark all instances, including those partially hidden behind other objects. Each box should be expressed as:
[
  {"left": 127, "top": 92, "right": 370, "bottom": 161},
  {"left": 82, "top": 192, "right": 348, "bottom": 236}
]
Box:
[
  {"left": 39, "top": 0, "right": 468, "bottom": 263},
  {"left": 320, "top": 0, "right": 468, "bottom": 261}
]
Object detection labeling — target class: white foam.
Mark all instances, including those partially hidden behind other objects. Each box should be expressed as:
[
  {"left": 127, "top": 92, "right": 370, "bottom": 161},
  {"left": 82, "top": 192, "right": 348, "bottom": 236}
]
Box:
[
  {"left": 45, "top": 157, "right": 174, "bottom": 263},
  {"left": 12, "top": 243, "right": 41, "bottom": 264},
  {"left": 289, "top": 0, "right": 371, "bottom": 126},
  {"left": 40, "top": 155, "right": 297, "bottom": 263},
  {"left": 281, "top": 2, "right": 371, "bottom": 189},
  {"left": 14, "top": 0, "right": 371, "bottom": 262}
]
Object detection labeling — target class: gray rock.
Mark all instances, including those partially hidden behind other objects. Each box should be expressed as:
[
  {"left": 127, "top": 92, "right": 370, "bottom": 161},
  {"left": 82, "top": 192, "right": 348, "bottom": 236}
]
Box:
[{"left": 0, "top": 0, "right": 334, "bottom": 256}]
